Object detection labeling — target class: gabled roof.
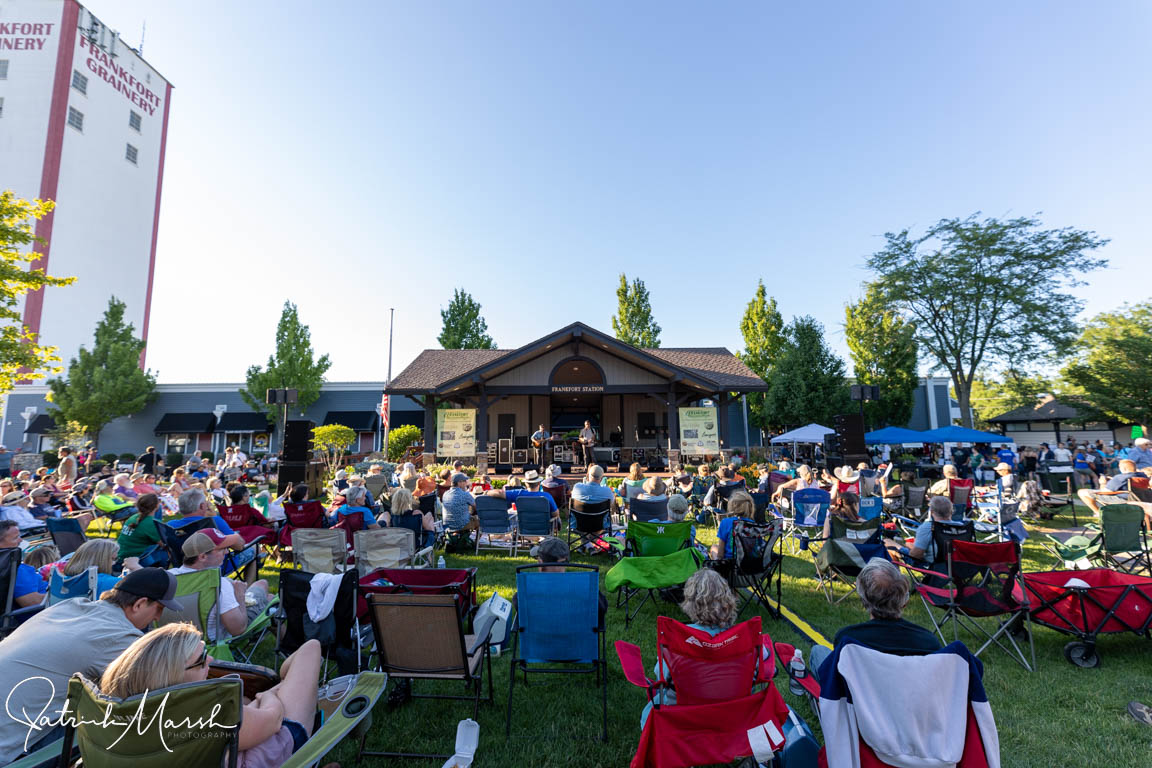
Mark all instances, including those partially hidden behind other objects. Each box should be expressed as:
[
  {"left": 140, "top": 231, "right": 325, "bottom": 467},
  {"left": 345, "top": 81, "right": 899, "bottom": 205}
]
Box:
[
  {"left": 386, "top": 323, "right": 768, "bottom": 395},
  {"left": 987, "top": 398, "right": 1092, "bottom": 423}
]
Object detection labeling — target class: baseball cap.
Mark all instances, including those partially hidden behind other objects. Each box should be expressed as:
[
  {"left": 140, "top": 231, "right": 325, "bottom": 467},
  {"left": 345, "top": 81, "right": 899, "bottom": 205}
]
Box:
[
  {"left": 115, "top": 568, "right": 182, "bottom": 610},
  {"left": 530, "top": 537, "right": 569, "bottom": 563},
  {"left": 182, "top": 529, "right": 228, "bottom": 559}
]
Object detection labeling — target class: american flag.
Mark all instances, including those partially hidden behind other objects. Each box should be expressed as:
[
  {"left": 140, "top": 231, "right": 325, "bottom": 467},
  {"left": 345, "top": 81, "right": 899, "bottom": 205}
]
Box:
[{"left": 379, "top": 393, "right": 390, "bottom": 431}]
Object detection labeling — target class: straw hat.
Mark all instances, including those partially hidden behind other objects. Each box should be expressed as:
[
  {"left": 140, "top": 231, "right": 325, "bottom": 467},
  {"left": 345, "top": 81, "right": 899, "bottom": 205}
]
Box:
[
  {"left": 833, "top": 465, "right": 860, "bottom": 483},
  {"left": 642, "top": 476, "right": 667, "bottom": 496},
  {"left": 994, "top": 462, "right": 1013, "bottom": 473}
]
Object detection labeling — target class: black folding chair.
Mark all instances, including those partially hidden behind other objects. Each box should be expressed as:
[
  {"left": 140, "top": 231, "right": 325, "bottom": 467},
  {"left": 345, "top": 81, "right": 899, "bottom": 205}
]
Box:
[
  {"left": 628, "top": 498, "right": 668, "bottom": 522},
  {"left": 0, "top": 547, "right": 45, "bottom": 639},
  {"left": 568, "top": 499, "right": 613, "bottom": 552},
  {"left": 47, "top": 517, "right": 86, "bottom": 557}
]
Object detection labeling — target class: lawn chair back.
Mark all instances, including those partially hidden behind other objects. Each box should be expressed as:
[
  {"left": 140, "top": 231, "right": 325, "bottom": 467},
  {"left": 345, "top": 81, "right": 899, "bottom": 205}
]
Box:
[
  {"left": 1129, "top": 476, "right": 1152, "bottom": 504},
  {"left": 476, "top": 496, "right": 513, "bottom": 533},
  {"left": 163, "top": 518, "right": 220, "bottom": 564},
  {"left": 47, "top": 566, "right": 98, "bottom": 605},
  {"left": 543, "top": 483, "right": 568, "bottom": 513},
  {"left": 332, "top": 510, "right": 365, "bottom": 548},
  {"left": 218, "top": 503, "right": 263, "bottom": 529},
  {"left": 904, "top": 485, "right": 927, "bottom": 516},
  {"left": 947, "top": 539, "right": 1024, "bottom": 613},
  {"left": 46, "top": 516, "right": 85, "bottom": 556},
  {"left": 417, "top": 493, "right": 438, "bottom": 515},
  {"left": 369, "top": 592, "right": 470, "bottom": 676},
  {"left": 571, "top": 498, "right": 612, "bottom": 533},
  {"left": 157, "top": 568, "right": 220, "bottom": 636},
  {"left": 390, "top": 512, "right": 424, "bottom": 540},
  {"left": 729, "top": 517, "right": 784, "bottom": 576},
  {"left": 276, "top": 568, "right": 359, "bottom": 663},
  {"left": 292, "top": 528, "right": 348, "bottom": 573},
  {"left": 858, "top": 496, "right": 883, "bottom": 521},
  {"left": 1099, "top": 504, "right": 1150, "bottom": 572},
  {"left": 949, "top": 479, "right": 974, "bottom": 515},
  {"left": 655, "top": 615, "right": 765, "bottom": 705},
  {"left": 1038, "top": 471, "right": 1074, "bottom": 497},
  {"left": 930, "top": 519, "right": 975, "bottom": 568},
  {"left": 59, "top": 673, "right": 243, "bottom": 768},
  {"left": 748, "top": 492, "right": 771, "bottom": 523},
  {"left": 625, "top": 520, "right": 692, "bottom": 557},
  {"left": 791, "top": 488, "right": 830, "bottom": 527},
  {"left": 364, "top": 474, "right": 390, "bottom": 500},
  {"left": 768, "top": 472, "right": 792, "bottom": 495},
  {"left": 355, "top": 527, "right": 415, "bottom": 571},
  {"left": 715, "top": 482, "right": 744, "bottom": 510},
  {"left": 818, "top": 516, "right": 885, "bottom": 573},
  {"left": 515, "top": 564, "right": 600, "bottom": 663},
  {"left": 515, "top": 496, "right": 554, "bottom": 538},
  {"left": 629, "top": 498, "right": 668, "bottom": 522},
  {"left": 279, "top": 500, "right": 326, "bottom": 546}
]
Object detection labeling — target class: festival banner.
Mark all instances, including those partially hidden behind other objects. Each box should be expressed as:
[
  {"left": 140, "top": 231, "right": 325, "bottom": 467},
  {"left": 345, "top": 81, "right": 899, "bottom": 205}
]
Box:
[
  {"left": 436, "top": 408, "right": 476, "bottom": 457},
  {"left": 678, "top": 407, "right": 719, "bottom": 456}
]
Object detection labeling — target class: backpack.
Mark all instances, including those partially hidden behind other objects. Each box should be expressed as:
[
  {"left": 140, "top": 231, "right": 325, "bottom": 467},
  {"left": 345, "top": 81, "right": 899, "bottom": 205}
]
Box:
[{"left": 729, "top": 519, "right": 780, "bottom": 574}]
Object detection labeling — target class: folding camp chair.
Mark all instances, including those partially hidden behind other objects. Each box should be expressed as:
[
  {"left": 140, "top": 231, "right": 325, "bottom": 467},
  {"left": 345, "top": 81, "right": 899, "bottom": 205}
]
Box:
[
  {"left": 166, "top": 518, "right": 263, "bottom": 581},
  {"left": 858, "top": 496, "right": 883, "bottom": 521},
  {"left": 275, "top": 568, "right": 361, "bottom": 678},
  {"left": 949, "top": 478, "right": 974, "bottom": 518},
  {"left": 514, "top": 495, "right": 556, "bottom": 556},
  {"left": 1037, "top": 471, "right": 1078, "bottom": 524},
  {"left": 475, "top": 495, "right": 516, "bottom": 554},
  {"left": 364, "top": 474, "right": 390, "bottom": 503},
  {"left": 1092, "top": 503, "right": 1152, "bottom": 576},
  {"left": 713, "top": 517, "right": 785, "bottom": 618},
  {"left": 608, "top": 521, "right": 697, "bottom": 624},
  {"left": 277, "top": 499, "right": 328, "bottom": 558},
  {"left": 568, "top": 498, "right": 614, "bottom": 553},
  {"left": 900, "top": 484, "right": 928, "bottom": 520},
  {"left": 629, "top": 498, "right": 668, "bottom": 523},
  {"left": 47, "top": 566, "right": 98, "bottom": 605},
  {"left": 417, "top": 493, "right": 438, "bottom": 516},
  {"left": 46, "top": 516, "right": 86, "bottom": 557},
  {"left": 354, "top": 527, "right": 432, "bottom": 571},
  {"left": 713, "top": 482, "right": 745, "bottom": 522},
  {"left": 543, "top": 483, "right": 569, "bottom": 516},
  {"left": 361, "top": 592, "right": 495, "bottom": 760},
  {"left": 91, "top": 495, "right": 135, "bottom": 535},
  {"left": 0, "top": 547, "right": 45, "bottom": 638},
  {"left": 390, "top": 511, "right": 434, "bottom": 551},
  {"left": 292, "top": 527, "right": 350, "bottom": 573},
  {"left": 506, "top": 564, "right": 607, "bottom": 742},
  {"left": 786, "top": 487, "right": 830, "bottom": 553},
  {"left": 217, "top": 503, "right": 276, "bottom": 546},
  {"left": 905, "top": 539, "right": 1035, "bottom": 671},
  {"left": 332, "top": 509, "right": 367, "bottom": 550},
  {"left": 813, "top": 516, "right": 889, "bottom": 604},
  {"left": 748, "top": 491, "right": 772, "bottom": 523},
  {"left": 1129, "top": 475, "right": 1152, "bottom": 505}
]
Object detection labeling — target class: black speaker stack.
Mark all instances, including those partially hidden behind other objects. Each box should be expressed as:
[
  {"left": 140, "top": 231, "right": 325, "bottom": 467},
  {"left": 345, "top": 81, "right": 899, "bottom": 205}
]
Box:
[
  {"left": 831, "top": 413, "right": 870, "bottom": 468},
  {"left": 278, "top": 419, "right": 318, "bottom": 494}
]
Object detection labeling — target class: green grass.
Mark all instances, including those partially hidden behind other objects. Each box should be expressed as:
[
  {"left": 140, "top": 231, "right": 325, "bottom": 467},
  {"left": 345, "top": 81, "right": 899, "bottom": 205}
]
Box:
[{"left": 230, "top": 505, "right": 1152, "bottom": 766}]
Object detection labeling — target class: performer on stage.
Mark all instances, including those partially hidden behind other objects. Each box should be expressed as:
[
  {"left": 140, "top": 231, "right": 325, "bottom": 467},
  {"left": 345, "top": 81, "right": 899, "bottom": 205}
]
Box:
[
  {"left": 531, "top": 424, "right": 550, "bottom": 468},
  {"left": 579, "top": 420, "right": 597, "bottom": 466}
]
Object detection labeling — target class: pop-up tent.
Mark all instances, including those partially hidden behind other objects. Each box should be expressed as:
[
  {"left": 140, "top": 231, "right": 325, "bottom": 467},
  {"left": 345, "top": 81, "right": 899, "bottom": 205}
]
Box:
[
  {"left": 864, "top": 426, "right": 927, "bottom": 444},
  {"left": 919, "top": 426, "right": 1013, "bottom": 443},
  {"left": 770, "top": 423, "right": 834, "bottom": 444}
]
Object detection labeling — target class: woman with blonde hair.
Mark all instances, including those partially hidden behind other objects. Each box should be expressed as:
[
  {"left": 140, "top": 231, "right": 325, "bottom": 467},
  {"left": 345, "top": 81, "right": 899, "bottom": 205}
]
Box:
[
  {"left": 397, "top": 463, "right": 419, "bottom": 493},
  {"left": 618, "top": 462, "right": 646, "bottom": 503},
  {"left": 64, "top": 538, "right": 121, "bottom": 594},
  {"left": 101, "top": 624, "right": 324, "bottom": 766},
  {"left": 167, "top": 467, "right": 190, "bottom": 497},
  {"left": 384, "top": 488, "right": 436, "bottom": 548}
]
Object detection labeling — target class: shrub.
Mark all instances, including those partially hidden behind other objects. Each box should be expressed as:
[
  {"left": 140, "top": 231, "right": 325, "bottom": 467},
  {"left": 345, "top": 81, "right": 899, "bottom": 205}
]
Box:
[
  {"left": 166, "top": 452, "right": 184, "bottom": 468},
  {"left": 101, "top": 453, "right": 119, "bottom": 464},
  {"left": 118, "top": 453, "right": 136, "bottom": 462},
  {"left": 200, "top": 451, "right": 214, "bottom": 463},
  {"left": 386, "top": 425, "right": 423, "bottom": 463},
  {"left": 41, "top": 451, "right": 60, "bottom": 469},
  {"left": 87, "top": 460, "right": 106, "bottom": 473},
  {"left": 426, "top": 463, "right": 476, "bottom": 479},
  {"left": 353, "top": 460, "right": 396, "bottom": 476}
]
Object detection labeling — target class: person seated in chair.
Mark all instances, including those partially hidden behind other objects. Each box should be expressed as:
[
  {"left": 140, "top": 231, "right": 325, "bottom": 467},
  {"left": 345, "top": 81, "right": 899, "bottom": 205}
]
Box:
[
  {"left": 571, "top": 464, "right": 617, "bottom": 531},
  {"left": 708, "top": 491, "right": 756, "bottom": 560},
  {"left": 927, "top": 464, "right": 960, "bottom": 497},
  {"left": 1, "top": 491, "right": 45, "bottom": 533},
  {"left": 884, "top": 495, "right": 953, "bottom": 567},
  {"left": 770, "top": 464, "right": 821, "bottom": 509},
  {"left": 27, "top": 485, "right": 61, "bottom": 520},
  {"left": 101, "top": 624, "right": 327, "bottom": 768},
  {"left": 880, "top": 470, "right": 914, "bottom": 510},
  {"left": 0, "top": 520, "right": 47, "bottom": 606},
  {"left": 808, "top": 558, "right": 941, "bottom": 675},
  {"left": 822, "top": 491, "right": 861, "bottom": 541},
  {"left": 441, "top": 473, "right": 478, "bottom": 534},
  {"left": 485, "top": 469, "right": 560, "bottom": 527},
  {"left": 331, "top": 485, "right": 381, "bottom": 531},
  {"left": 383, "top": 488, "right": 436, "bottom": 548},
  {"left": 702, "top": 466, "right": 743, "bottom": 509},
  {"left": 542, "top": 464, "right": 568, "bottom": 491},
  {"left": 168, "top": 530, "right": 270, "bottom": 641},
  {"left": 1076, "top": 459, "right": 1147, "bottom": 515}
]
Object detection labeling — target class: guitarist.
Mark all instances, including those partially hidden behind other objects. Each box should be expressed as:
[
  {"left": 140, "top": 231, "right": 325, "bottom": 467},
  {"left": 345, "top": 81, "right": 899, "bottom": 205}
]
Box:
[
  {"left": 531, "top": 424, "right": 550, "bottom": 468},
  {"left": 579, "top": 420, "right": 597, "bottom": 467}
]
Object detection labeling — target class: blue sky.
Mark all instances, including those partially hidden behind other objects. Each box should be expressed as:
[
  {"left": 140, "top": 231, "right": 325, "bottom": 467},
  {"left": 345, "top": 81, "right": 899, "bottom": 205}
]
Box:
[{"left": 93, "top": 1, "right": 1151, "bottom": 383}]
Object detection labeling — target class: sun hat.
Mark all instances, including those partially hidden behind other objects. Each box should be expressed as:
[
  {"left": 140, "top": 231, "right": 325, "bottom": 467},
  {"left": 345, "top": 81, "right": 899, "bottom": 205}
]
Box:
[
  {"left": 523, "top": 469, "right": 542, "bottom": 485},
  {"left": 2, "top": 491, "right": 29, "bottom": 504},
  {"left": 833, "top": 465, "right": 860, "bottom": 483},
  {"left": 994, "top": 462, "right": 1013, "bottom": 472},
  {"left": 642, "top": 476, "right": 667, "bottom": 496}
]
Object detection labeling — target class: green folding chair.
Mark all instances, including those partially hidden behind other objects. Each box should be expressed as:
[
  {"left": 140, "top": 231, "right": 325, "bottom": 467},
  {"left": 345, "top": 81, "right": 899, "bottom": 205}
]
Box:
[
  {"left": 1093, "top": 504, "right": 1152, "bottom": 575},
  {"left": 606, "top": 545, "right": 702, "bottom": 626},
  {"left": 158, "top": 568, "right": 278, "bottom": 663}
]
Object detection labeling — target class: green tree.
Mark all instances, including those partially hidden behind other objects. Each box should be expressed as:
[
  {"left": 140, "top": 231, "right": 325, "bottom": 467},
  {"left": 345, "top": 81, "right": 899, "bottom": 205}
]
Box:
[
  {"left": 844, "top": 282, "right": 919, "bottom": 429},
  {"left": 312, "top": 423, "right": 357, "bottom": 483},
  {"left": 241, "top": 301, "right": 331, "bottom": 422},
  {"left": 611, "top": 274, "right": 661, "bottom": 347},
  {"left": 737, "top": 280, "right": 786, "bottom": 430},
  {"left": 964, "top": 368, "right": 1055, "bottom": 429},
  {"left": 1062, "top": 302, "right": 1152, "bottom": 427},
  {"left": 46, "top": 296, "right": 155, "bottom": 445},
  {"left": 763, "top": 316, "right": 849, "bottom": 428},
  {"left": 0, "top": 190, "right": 76, "bottom": 391},
  {"left": 438, "top": 289, "right": 496, "bottom": 349},
  {"left": 386, "top": 424, "right": 424, "bottom": 462},
  {"left": 867, "top": 213, "right": 1108, "bottom": 428}
]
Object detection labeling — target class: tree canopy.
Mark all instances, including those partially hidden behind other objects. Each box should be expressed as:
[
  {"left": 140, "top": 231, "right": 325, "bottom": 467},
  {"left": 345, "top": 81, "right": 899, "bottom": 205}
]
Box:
[
  {"left": 763, "top": 316, "right": 849, "bottom": 428},
  {"left": 867, "top": 213, "right": 1108, "bottom": 428},
  {"left": 965, "top": 368, "right": 1055, "bottom": 429},
  {"left": 47, "top": 296, "right": 156, "bottom": 444},
  {"left": 844, "top": 282, "right": 919, "bottom": 429},
  {"left": 612, "top": 274, "right": 661, "bottom": 348},
  {"left": 1062, "top": 302, "right": 1152, "bottom": 427},
  {"left": 241, "top": 301, "right": 331, "bottom": 419},
  {"left": 737, "top": 280, "right": 786, "bottom": 430},
  {"left": 0, "top": 190, "right": 76, "bottom": 391},
  {"left": 438, "top": 289, "right": 496, "bottom": 349}
]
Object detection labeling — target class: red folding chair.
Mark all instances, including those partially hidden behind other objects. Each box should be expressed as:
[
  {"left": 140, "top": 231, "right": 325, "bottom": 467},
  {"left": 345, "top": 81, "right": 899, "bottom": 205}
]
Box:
[
  {"left": 218, "top": 503, "right": 276, "bottom": 546},
  {"left": 949, "top": 478, "right": 975, "bottom": 514},
  {"left": 616, "top": 616, "right": 790, "bottom": 767},
  {"left": 277, "top": 500, "right": 327, "bottom": 560},
  {"left": 332, "top": 510, "right": 365, "bottom": 549}
]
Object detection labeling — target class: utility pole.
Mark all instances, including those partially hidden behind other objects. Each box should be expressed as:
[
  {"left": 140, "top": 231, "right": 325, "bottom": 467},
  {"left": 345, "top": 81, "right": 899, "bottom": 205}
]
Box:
[{"left": 382, "top": 308, "right": 395, "bottom": 458}]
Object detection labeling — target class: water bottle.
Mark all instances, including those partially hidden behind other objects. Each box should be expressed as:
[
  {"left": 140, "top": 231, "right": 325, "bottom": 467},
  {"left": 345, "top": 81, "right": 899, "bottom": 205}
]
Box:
[
  {"left": 799, "top": 531, "right": 810, "bottom": 551},
  {"left": 788, "top": 649, "right": 807, "bottom": 696},
  {"left": 437, "top": 555, "right": 446, "bottom": 569}
]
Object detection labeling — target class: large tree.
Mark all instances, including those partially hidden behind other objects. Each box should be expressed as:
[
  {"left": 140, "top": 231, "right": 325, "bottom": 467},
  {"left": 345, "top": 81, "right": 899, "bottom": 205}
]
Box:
[
  {"left": 867, "top": 213, "right": 1108, "bottom": 428},
  {"left": 737, "top": 280, "right": 786, "bottom": 430},
  {"left": 438, "top": 289, "right": 496, "bottom": 349},
  {"left": 0, "top": 190, "right": 76, "bottom": 391},
  {"left": 844, "top": 282, "right": 919, "bottom": 429},
  {"left": 965, "top": 368, "right": 1055, "bottom": 429},
  {"left": 47, "top": 296, "right": 156, "bottom": 444},
  {"left": 612, "top": 274, "right": 661, "bottom": 348},
  {"left": 241, "top": 301, "right": 331, "bottom": 420},
  {"left": 1062, "top": 302, "right": 1152, "bottom": 427},
  {"left": 763, "top": 316, "right": 849, "bottom": 428}
]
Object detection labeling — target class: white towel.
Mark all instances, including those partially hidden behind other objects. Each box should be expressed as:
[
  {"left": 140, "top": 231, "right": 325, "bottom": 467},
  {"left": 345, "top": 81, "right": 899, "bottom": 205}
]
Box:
[{"left": 306, "top": 572, "right": 342, "bottom": 623}]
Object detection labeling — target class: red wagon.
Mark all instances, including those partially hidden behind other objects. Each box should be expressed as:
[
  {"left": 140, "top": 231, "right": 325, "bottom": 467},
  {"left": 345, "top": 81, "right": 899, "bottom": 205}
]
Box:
[
  {"left": 357, "top": 567, "right": 479, "bottom": 627},
  {"left": 1014, "top": 568, "right": 1152, "bottom": 667}
]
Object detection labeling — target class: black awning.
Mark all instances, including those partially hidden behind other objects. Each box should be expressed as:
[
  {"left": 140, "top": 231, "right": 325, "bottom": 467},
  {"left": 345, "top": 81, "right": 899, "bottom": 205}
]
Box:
[
  {"left": 387, "top": 411, "right": 424, "bottom": 429},
  {"left": 217, "top": 412, "right": 274, "bottom": 432},
  {"left": 323, "top": 411, "right": 379, "bottom": 432},
  {"left": 26, "top": 414, "right": 57, "bottom": 434},
  {"left": 154, "top": 413, "right": 217, "bottom": 434}
]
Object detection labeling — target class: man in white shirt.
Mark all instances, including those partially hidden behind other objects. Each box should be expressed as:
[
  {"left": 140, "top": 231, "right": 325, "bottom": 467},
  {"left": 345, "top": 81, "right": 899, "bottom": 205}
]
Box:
[
  {"left": 579, "top": 421, "right": 596, "bottom": 466},
  {"left": 0, "top": 491, "right": 43, "bottom": 532},
  {"left": 168, "top": 530, "right": 269, "bottom": 641},
  {"left": 1052, "top": 442, "right": 1073, "bottom": 463}
]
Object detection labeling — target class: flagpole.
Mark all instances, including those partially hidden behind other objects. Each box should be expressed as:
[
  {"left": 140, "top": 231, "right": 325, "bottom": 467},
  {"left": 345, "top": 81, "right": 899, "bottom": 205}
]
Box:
[{"left": 383, "top": 308, "right": 395, "bottom": 458}]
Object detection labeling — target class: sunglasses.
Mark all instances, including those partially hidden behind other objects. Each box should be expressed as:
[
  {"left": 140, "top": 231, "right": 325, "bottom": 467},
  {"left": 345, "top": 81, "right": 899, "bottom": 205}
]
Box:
[{"left": 185, "top": 645, "right": 209, "bottom": 670}]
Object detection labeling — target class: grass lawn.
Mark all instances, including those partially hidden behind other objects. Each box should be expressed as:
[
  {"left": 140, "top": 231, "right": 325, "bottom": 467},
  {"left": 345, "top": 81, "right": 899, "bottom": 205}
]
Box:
[{"left": 98, "top": 503, "right": 1152, "bottom": 766}]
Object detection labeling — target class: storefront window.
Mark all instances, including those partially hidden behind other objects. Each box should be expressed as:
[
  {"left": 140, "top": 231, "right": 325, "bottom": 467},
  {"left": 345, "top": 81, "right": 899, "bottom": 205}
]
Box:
[{"left": 166, "top": 434, "right": 191, "bottom": 454}]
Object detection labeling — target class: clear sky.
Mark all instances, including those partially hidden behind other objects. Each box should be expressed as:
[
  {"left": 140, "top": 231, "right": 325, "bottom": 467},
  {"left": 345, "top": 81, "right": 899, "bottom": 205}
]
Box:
[{"left": 91, "top": 0, "right": 1151, "bottom": 383}]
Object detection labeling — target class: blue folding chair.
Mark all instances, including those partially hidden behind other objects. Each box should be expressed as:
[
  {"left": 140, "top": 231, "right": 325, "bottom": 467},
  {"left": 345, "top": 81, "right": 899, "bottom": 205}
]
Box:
[
  {"left": 513, "top": 496, "right": 555, "bottom": 556},
  {"left": 749, "top": 491, "right": 772, "bottom": 523},
  {"left": 628, "top": 498, "right": 667, "bottom": 522},
  {"left": 787, "top": 488, "right": 830, "bottom": 553},
  {"left": 858, "top": 496, "right": 883, "bottom": 521},
  {"left": 46, "top": 516, "right": 86, "bottom": 557},
  {"left": 48, "top": 566, "right": 98, "bottom": 605},
  {"left": 475, "top": 496, "right": 515, "bottom": 555},
  {"left": 506, "top": 564, "right": 607, "bottom": 742}
]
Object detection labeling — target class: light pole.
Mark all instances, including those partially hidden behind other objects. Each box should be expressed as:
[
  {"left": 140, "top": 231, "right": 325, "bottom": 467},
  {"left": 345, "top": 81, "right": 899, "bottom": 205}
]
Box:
[{"left": 382, "top": 308, "right": 394, "bottom": 458}]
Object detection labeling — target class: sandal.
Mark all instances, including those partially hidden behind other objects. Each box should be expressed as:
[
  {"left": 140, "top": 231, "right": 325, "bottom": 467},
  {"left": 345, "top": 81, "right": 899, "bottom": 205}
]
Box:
[{"left": 1128, "top": 701, "right": 1152, "bottom": 726}]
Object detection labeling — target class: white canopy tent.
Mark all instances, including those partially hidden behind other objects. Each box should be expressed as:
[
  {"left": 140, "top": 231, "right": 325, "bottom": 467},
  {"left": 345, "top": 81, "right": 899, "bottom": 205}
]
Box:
[{"left": 770, "top": 423, "right": 834, "bottom": 444}]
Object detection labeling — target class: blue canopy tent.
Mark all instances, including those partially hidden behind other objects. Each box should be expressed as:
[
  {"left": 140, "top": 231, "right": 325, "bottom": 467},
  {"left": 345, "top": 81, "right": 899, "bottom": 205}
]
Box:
[
  {"left": 864, "top": 427, "right": 927, "bottom": 444},
  {"left": 918, "top": 426, "right": 1013, "bottom": 443}
]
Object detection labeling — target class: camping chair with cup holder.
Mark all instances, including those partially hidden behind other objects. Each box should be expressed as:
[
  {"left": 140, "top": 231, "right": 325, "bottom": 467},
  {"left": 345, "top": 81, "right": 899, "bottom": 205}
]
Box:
[
  {"left": 46, "top": 515, "right": 87, "bottom": 557},
  {"left": 629, "top": 497, "right": 669, "bottom": 523},
  {"left": 274, "top": 567, "right": 362, "bottom": 679},
  {"left": 784, "top": 487, "right": 830, "bottom": 554},
  {"left": 710, "top": 516, "right": 785, "bottom": 618},
  {"left": 607, "top": 520, "right": 699, "bottom": 625},
  {"left": 354, "top": 527, "right": 432, "bottom": 572},
  {"left": 1036, "top": 471, "right": 1078, "bottom": 524},
  {"left": 568, "top": 498, "right": 616, "bottom": 554},
  {"left": 812, "top": 515, "right": 890, "bottom": 604},
  {"left": 47, "top": 566, "right": 99, "bottom": 605},
  {"left": 513, "top": 495, "right": 557, "bottom": 555},
  {"left": 217, "top": 503, "right": 277, "bottom": 547}
]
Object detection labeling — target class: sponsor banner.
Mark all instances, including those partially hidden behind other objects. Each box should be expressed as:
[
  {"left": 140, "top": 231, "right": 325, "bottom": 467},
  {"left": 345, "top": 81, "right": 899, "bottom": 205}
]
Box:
[
  {"left": 678, "top": 407, "right": 719, "bottom": 455},
  {"left": 436, "top": 408, "right": 476, "bottom": 457}
]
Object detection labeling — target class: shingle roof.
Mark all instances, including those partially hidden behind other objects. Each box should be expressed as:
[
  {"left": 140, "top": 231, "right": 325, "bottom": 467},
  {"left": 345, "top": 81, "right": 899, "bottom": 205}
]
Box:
[
  {"left": 644, "top": 348, "right": 767, "bottom": 389},
  {"left": 987, "top": 398, "right": 1091, "bottom": 423}
]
